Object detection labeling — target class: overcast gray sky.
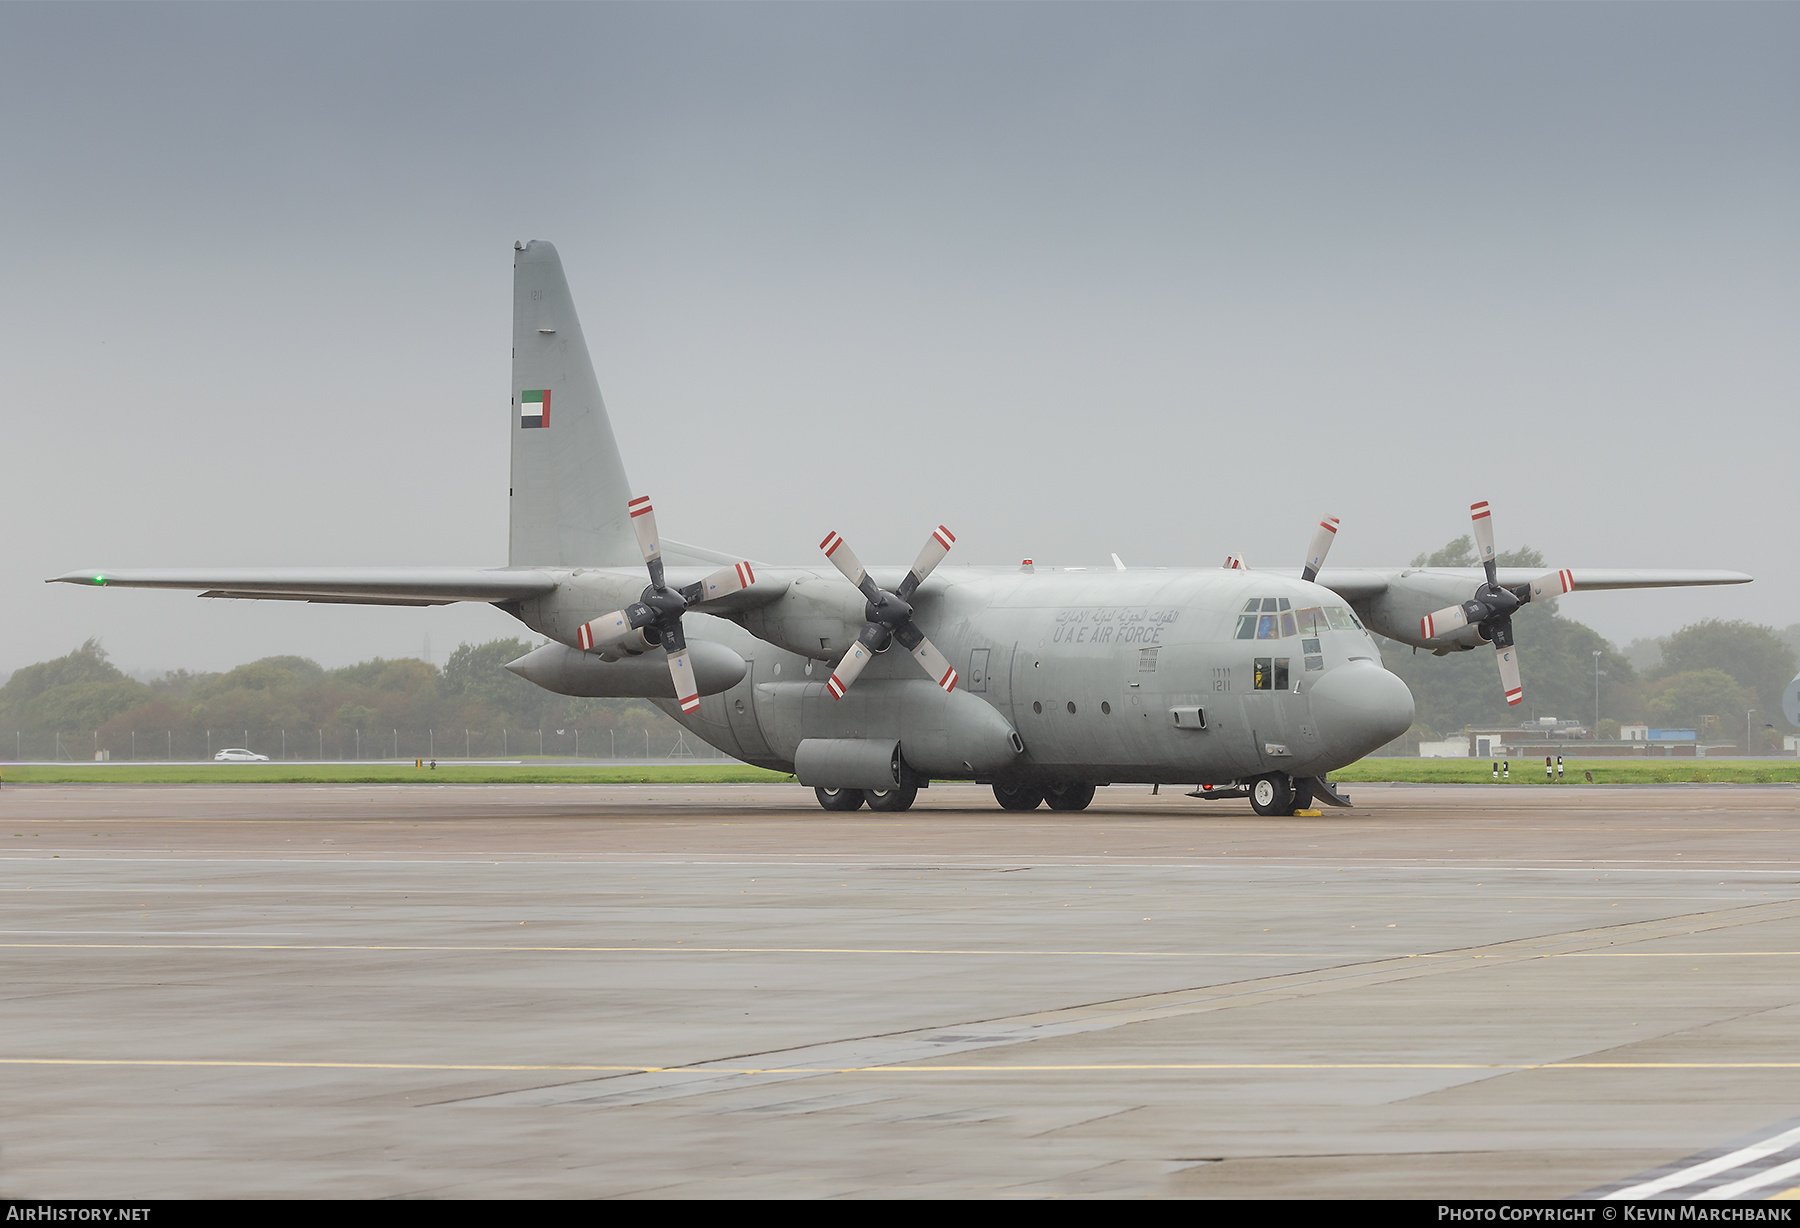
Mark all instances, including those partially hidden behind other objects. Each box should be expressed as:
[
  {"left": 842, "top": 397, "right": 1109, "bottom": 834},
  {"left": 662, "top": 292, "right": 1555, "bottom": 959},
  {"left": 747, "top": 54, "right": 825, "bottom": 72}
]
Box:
[{"left": 3, "top": 2, "right": 1794, "bottom": 678}]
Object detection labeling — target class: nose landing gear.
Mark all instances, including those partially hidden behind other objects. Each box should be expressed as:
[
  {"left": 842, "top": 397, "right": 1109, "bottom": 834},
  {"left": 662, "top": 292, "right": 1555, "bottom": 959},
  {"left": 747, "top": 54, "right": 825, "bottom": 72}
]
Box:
[{"left": 1249, "top": 773, "right": 1308, "bottom": 816}]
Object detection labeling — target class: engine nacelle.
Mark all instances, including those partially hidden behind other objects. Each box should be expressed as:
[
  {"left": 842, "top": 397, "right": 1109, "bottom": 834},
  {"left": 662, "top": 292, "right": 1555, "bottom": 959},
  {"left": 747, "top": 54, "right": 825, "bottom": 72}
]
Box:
[{"left": 503, "top": 639, "right": 747, "bottom": 699}]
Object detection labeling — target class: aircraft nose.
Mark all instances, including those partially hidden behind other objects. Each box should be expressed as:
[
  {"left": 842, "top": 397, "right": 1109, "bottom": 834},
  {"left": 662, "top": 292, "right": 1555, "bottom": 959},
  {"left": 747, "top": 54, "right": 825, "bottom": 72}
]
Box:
[{"left": 1309, "top": 660, "right": 1414, "bottom": 762}]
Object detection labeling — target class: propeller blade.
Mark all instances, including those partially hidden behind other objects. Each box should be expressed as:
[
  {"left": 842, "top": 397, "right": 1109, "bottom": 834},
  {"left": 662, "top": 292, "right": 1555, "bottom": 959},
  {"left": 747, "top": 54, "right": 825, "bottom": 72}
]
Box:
[
  {"left": 1497, "top": 643, "right": 1523, "bottom": 706},
  {"left": 896, "top": 525, "right": 955, "bottom": 600},
  {"left": 665, "top": 646, "right": 701, "bottom": 714},
  {"left": 1420, "top": 604, "right": 1470, "bottom": 640},
  {"left": 825, "top": 636, "right": 877, "bottom": 699},
  {"left": 1470, "top": 501, "right": 1497, "bottom": 586},
  {"left": 690, "top": 560, "right": 757, "bottom": 604},
  {"left": 629, "top": 495, "right": 665, "bottom": 588},
  {"left": 1301, "top": 517, "right": 1339, "bottom": 583},
  {"left": 1522, "top": 568, "right": 1575, "bottom": 603},
  {"left": 577, "top": 609, "right": 657, "bottom": 655},
  {"left": 820, "top": 531, "right": 881, "bottom": 602},
  {"left": 906, "top": 632, "right": 958, "bottom": 692}
]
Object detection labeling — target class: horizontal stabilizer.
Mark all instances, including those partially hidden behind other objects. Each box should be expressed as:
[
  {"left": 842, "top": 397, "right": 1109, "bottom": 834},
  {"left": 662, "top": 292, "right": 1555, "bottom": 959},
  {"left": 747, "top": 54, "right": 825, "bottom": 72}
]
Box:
[{"left": 47, "top": 567, "right": 559, "bottom": 606}]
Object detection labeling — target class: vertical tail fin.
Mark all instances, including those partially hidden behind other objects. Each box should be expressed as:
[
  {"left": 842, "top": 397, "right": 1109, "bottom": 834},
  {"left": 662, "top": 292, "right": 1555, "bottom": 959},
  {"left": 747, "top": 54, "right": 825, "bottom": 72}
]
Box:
[{"left": 509, "top": 240, "right": 638, "bottom": 568}]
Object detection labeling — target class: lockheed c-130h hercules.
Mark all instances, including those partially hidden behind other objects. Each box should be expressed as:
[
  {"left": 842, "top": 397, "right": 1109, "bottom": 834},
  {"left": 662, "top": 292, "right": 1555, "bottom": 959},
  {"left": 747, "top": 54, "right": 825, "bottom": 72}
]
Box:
[{"left": 52, "top": 241, "right": 1752, "bottom": 816}]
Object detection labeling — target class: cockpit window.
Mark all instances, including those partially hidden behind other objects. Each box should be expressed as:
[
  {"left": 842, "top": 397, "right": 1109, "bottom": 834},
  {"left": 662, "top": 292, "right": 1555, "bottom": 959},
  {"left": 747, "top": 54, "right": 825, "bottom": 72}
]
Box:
[{"left": 1242, "top": 599, "right": 1335, "bottom": 639}]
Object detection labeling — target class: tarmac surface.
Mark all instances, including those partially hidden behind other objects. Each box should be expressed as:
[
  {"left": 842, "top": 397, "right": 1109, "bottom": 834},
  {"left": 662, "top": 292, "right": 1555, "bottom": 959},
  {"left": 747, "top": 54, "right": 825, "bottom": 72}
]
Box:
[{"left": 3, "top": 780, "right": 1800, "bottom": 1199}]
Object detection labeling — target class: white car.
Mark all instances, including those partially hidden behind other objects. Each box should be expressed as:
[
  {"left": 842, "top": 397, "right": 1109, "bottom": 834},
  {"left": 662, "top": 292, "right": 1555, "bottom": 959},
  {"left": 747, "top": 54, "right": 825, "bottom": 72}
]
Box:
[{"left": 213, "top": 748, "right": 270, "bottom": 762}]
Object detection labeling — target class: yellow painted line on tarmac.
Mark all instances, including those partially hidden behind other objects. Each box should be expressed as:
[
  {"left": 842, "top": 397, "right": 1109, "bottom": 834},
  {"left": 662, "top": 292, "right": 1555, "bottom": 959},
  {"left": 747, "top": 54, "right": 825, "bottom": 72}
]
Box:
[
  {"left": 11, "top": 1058, "right": 1800, "bottom": 1074},
  {"left": 0, "top": 942, "right": 1438, "bottom": 957},
  {"left": 1556, "top": 952, "right": 1800, "bottom": 957}
]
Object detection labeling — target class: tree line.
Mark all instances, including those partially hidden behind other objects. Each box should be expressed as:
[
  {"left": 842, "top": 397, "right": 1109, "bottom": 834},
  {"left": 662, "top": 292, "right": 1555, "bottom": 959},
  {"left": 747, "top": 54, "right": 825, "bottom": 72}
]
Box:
[{"left": 0, "top": 638, "right": 700, "bottom": 761}]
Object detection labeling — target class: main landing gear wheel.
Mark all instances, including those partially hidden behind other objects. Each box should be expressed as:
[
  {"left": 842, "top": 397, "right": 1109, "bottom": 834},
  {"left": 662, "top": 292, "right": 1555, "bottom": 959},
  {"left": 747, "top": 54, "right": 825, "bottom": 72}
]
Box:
[
  {"left": 815, "top": 786, "right": 866, "bottom": 812},
  {"left": 1249, "top": 774, "right": 1295, "bottom": 817},
  {"left": 1289, "top": 778, "right": 1315, "bottom": 812},
  {"left": 1044, "top": 783, "right": 1097, "bottom": 812},
  {"left": 865, "top": 786, "right": 918, "bottom": 813},
  {"left": 993, "top": 783, "right": 1045, "bottom": 811}
]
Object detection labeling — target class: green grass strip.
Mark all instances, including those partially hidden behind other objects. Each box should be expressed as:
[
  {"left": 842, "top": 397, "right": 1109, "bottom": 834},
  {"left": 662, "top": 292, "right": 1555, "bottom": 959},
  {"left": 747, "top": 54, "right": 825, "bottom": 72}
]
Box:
[
  {"left": 0, "top": 764, "right": 796, "bottom": 785},
  {"left": 1, "top": 760, "right": 1795, "bottom": 787},
  {"left": 1330, "top": 758, "right": 1800, "bottom": 785}
]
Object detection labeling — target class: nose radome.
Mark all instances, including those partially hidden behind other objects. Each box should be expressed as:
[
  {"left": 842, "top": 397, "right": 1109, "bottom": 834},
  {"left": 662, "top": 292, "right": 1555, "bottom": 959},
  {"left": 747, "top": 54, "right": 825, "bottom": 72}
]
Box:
[{"left": 1309, "top": 660, "right": 1414, "bottom": 761}]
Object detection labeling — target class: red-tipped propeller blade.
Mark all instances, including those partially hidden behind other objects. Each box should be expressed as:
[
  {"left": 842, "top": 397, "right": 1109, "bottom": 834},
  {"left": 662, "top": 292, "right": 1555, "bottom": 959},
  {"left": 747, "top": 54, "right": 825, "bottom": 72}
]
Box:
[
  {"left": 897, "top": 525, "right": 955, "bottom": 599},
  {"left": 820, "top": 531, "right": 882, "bottom": 603},
  {"left": 1497, "top": 644, "right": 1523, "bottom": 706},
  {"left": 1522, "top": 569, "right": 1575, "bottom": 603},
  {"left": 908, "top": 634, "right": 958, "bottom": 693},
  {"left": 1420, "top": 604, "right": 1470, "bottom": 641},
  {"left": 1301, "top": 516, "right": 1339, "bottom": 583},
  {"left": 825, "top": 638, "right": 875, "bottom": 700},
  {"left": 576, "top": 609, "right": 656, "bottom": 655},
  {"left": 665, "top": 646, "right": 701, "bottom": 714},
  {"left": 1470, "top": 501, "right": 1498, "bottom": 586}
]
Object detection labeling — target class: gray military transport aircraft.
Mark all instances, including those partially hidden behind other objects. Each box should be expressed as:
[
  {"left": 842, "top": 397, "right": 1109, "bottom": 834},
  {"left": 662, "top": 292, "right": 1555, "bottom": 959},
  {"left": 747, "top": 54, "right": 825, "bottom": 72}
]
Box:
[{"left": 52, "top": 241, "right": 1752, "bottom": 816}]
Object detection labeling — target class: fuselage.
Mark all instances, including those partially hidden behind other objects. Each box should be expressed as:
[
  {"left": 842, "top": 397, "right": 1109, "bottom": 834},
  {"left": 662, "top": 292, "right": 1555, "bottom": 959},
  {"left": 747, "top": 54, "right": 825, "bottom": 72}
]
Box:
[{"left": 514, "top": 564, "right": 1415, "bottom": 787}]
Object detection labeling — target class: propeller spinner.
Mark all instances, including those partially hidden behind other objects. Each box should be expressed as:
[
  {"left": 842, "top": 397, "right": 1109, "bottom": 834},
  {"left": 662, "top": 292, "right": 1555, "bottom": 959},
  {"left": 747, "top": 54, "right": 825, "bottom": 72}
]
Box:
[
  {"left": 819, "top": 525, "right": 959, "bottom": 699},
  {"left": 1418, "top": 500, "right": 1575, "bottom": 706},
  {"left": 573, "top": 496, "right": 757, "bottom": 714}
]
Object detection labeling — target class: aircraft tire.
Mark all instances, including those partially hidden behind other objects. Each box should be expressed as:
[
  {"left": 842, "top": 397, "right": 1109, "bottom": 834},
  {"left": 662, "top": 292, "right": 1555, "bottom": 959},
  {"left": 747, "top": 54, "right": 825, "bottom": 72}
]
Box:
[
  {"left": 1248, "top": 774, "right": 1294, "bottom": 817},
  {"left": 1044, "top": 783, "right": 1097, "bottom": 812},
  {"left": 866, "top": 786, "right": 918, "bottom": 813},
  {"left": 815, "top": 786, "right": 866, "bottom": 812},
  {"left": 993, "top": 783, "right": 1045, "bottom": 811},
  {"left": 1290, "top": 778, "right": 1315, "bottom": 811}
]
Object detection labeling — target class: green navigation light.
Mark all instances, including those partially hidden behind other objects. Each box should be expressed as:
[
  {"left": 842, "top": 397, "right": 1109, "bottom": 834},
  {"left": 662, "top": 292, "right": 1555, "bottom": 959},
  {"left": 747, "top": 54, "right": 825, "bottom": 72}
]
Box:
[{"left": 93, "top": 575, "right": 106, "bottom": 585}]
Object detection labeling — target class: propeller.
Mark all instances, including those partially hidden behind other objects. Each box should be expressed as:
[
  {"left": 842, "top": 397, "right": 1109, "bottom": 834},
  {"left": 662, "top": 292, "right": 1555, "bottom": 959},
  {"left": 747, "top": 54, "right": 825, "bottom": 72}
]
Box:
[
  {"left": 1418, "top": 500, "right": 1575, "bottom": 707},
  {"left": 819, "top": 525, "right": 959, "bottom": 699},
  {"left": 1301, "top": 516, "right": 1340, "bottom": 583},
  {"left": 573, "top": 495, "right": 757, "bottom": 714}
]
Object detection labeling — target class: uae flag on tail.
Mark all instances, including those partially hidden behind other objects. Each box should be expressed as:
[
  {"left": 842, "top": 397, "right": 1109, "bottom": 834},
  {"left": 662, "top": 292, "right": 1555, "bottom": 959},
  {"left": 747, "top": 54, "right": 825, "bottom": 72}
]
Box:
[{"left": 519, "top": 389, "right": 550, "bottom": 429}]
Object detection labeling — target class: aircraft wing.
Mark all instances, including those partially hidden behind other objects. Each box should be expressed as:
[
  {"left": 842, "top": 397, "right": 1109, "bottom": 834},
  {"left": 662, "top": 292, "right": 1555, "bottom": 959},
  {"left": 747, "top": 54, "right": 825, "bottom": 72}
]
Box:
[
  {"left": 45, "top": 567, "right": 562, "bottom": 607},
  {"left": 1304, "top": 567, "right": 1753, "bottom": 650},
  {"left": 1309, "top": 567, "right": 1754, "bottom": 601}
]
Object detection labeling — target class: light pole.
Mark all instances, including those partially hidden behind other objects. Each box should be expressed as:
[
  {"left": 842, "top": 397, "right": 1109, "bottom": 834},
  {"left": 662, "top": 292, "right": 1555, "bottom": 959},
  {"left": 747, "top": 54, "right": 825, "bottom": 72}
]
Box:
[{"left": 1592, "top": 651, "right": 1604, "bottom": 732}]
